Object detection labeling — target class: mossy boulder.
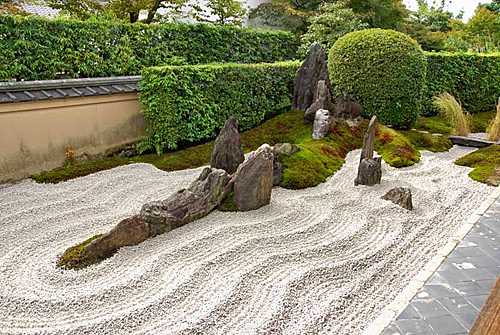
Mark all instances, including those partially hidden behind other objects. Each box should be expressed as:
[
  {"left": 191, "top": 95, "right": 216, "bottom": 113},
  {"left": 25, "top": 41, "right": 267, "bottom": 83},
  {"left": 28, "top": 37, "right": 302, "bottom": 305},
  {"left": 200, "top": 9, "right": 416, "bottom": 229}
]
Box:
[
  {"left": 328, "top": 28, "right": 427, "bottom": 129},
  {"left": 455, "top": 144, "right": 500, "bottom": 186}
]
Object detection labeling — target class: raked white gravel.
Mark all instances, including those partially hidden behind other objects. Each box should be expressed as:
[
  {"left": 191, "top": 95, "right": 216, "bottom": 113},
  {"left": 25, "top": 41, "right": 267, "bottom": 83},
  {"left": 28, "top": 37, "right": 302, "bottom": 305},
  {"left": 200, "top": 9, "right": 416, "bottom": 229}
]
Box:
[{"left": 0, "top": 146, "right": 493, "bottom": 335}]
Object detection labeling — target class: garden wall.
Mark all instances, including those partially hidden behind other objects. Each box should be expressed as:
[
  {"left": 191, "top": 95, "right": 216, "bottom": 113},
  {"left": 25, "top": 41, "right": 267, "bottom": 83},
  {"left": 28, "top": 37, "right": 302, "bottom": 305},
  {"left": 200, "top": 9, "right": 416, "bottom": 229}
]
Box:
[
  {"left": 0, "top": 93, "right": 146, "bottom": 183},
  {"left": 139, "top": 61, "right": 301, "bottom": 153},
  {"left": 423, "top": 53, "right": 500, "bottom": 115},
  {"left": 0, "top": 15, "right": 296, "bottom": 81}
]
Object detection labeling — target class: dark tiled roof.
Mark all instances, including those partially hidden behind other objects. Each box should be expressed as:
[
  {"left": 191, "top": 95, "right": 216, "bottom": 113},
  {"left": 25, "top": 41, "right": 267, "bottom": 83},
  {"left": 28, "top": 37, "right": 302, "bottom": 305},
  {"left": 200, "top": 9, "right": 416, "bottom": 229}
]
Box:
[{"left": 0, "top": 76, "right": 141, "bottom": 104}]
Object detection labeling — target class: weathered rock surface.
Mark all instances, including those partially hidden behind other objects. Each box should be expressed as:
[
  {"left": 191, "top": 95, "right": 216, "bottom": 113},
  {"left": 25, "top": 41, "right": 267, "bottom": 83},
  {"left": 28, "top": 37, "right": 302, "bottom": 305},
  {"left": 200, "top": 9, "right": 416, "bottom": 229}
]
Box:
[
  {"left": 292, "top": 43, "right": 331, "bottom": 111},
  {"left": 211, "top": 116, "right": 245, "bottom": 174},
  {"left": 304, "top": 80, "right": 331, "bottom": 123},
  {"left": 360, "top": 116, "right": 377, "bottom": 162},
  {"left": 272, "top": 143, "right": 300, "bottom": 186},
  {"left": 140, "top": 167, "right": 231, "bottom": 237},
  {"left": 355, "top": 116, "right": 382, "bottom": 186},
  {"left": 382, "top": 187, "right": 413, "bottom": 210},
  {"left": 355, "top": 157, "right": 382, "bottom": 186},
  {"left": 83, "top": 215, "right": 149, "bottom": 259},
  {"left": 312, "top": 109, "right": 332, "bottom": 139},
  {"left": 333, "top": 93, "right": 364, "bottom": 120},
  {"left": 233, "top": 144, "right": 274, "bottom": 211}
]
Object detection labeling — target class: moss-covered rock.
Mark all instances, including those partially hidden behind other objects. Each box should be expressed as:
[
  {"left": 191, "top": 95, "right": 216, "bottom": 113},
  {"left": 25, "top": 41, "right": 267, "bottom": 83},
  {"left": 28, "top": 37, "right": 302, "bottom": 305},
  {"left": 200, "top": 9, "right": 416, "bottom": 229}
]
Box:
[
  {"left": 375, "top": 126, "right": 421, "bottom": 168},
  {"left": 455, "top": 145, "right": 500, "bottom": 186},
  {"left": 57, "top": 234, "right": 104, "bottom": 270}
]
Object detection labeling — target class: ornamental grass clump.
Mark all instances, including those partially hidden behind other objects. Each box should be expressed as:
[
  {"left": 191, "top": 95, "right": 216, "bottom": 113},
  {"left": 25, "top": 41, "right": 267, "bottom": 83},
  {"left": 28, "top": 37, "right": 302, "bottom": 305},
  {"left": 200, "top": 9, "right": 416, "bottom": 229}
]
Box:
[
  {"left": 432, "top": 92, "right": 471, "bottom": 136},
  {"left": 487, "top": 98, "right": 500, "bottom": 141}
]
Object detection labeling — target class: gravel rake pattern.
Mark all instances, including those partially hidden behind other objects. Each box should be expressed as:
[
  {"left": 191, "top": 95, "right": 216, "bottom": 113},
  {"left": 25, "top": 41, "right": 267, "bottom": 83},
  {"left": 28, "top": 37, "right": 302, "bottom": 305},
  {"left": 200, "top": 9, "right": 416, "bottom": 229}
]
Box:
[{"left": 0, "top": 146, "right": 493, "bottom": 335}]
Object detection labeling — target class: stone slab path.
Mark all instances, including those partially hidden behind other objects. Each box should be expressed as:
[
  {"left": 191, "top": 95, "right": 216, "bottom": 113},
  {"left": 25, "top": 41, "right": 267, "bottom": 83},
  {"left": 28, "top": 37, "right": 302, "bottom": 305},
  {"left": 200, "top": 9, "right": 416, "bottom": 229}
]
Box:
[{"left": 372, "top": 188, "right": 500, "bottom": 335}]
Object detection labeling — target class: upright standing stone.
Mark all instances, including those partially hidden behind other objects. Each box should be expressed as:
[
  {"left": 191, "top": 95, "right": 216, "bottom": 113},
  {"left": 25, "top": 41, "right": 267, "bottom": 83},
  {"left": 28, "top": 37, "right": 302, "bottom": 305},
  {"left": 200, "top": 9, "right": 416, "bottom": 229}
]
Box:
[
  {"left": 211, "top": 116, "right": 245, "bottom": 174},
  {"left": 292, "top": 43, "right": 331, "bottom": 111},
  {"left": 140, "top": 167, "right": 231, "bottom": 237},
  {"left": 304, "top": 80, "right": 332, "bottom": 123},
  {"left": 355, "top": 116, "right": 382, "bottom": 186},
  {"left": 312, "top": 109, "right": 332, "bottom": 139},
  {"left": 360, "top": 116, "right": 377, "bottom": 162},
  {"left": 232, "top": 144, "right": 274, "bottom": 211}
]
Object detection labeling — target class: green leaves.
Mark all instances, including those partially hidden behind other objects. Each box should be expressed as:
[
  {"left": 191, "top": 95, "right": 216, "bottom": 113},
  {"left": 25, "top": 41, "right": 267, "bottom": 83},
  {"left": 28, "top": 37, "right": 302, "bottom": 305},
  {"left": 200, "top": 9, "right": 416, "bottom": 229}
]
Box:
[
  {"left": 139, "top": 62, "right": 300, "bottom": 154},
  {"left": 0, "top": 14, "right": 296, "bottom": 81}
]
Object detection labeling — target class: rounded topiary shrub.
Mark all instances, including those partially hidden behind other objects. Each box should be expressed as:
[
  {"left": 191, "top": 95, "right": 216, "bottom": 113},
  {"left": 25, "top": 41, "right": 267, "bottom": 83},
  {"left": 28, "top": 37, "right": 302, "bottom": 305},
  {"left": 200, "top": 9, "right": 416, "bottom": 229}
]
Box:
[{"left": 328, "top": 28, "right": 427, "bottom": 129}]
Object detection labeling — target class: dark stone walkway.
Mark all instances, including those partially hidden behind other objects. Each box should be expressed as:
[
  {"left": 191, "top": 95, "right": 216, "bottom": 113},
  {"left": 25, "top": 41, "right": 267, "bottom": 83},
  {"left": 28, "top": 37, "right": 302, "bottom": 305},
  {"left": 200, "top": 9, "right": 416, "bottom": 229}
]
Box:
[{"left": 382, "top": 198, "right": 500, "bottom": 334}]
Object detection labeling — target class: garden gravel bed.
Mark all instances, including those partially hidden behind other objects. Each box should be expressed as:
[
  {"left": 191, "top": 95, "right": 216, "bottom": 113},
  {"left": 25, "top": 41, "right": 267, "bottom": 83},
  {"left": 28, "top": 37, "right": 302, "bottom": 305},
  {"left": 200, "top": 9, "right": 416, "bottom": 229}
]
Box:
[{"left": 0, "top": 146, "right": 493, "bottom": 335}]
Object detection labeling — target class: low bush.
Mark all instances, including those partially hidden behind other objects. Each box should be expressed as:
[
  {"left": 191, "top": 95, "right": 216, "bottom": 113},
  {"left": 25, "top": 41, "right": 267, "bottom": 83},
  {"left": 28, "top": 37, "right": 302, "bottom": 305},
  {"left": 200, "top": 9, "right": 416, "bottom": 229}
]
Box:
[
  {"left": 0, "top": 15, "right": 296, "bottom": 81},
  {"left": 139, "top": 61, "right": 300, "bottom": 153},
  {"left": 328, "top": 28, "right": 427, "bottom": 129},
  {"left": 432, "top": 92, "right": 471, "bottom": 136}
]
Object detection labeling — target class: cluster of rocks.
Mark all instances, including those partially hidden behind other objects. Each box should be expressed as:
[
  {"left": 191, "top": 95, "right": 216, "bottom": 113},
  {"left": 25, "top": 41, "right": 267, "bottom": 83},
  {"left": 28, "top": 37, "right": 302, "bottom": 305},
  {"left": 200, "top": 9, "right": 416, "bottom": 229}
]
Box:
[
  {"left": 83, "top": 116, "right": 299, "bottom": 260},
  {"left": 293, "top": 43, "right": 364, "bottom": 140}
]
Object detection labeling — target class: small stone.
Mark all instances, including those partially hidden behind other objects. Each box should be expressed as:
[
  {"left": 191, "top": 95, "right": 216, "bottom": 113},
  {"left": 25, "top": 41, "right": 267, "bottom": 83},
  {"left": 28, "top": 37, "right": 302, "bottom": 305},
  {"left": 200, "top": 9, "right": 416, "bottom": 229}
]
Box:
[
  {"left": 83, "top": 215, "right": 149, "bottom": 259},
  {"left": 312, "top": 109, "right": 332, "bottom": 139},
  {"left": 232, "top": 144, "right": 274, "bottom": 211},
  {"left": 272, "top": 143, "right": 300, "bottom": 186},
  {"left": 274, "top": 143, "right": 300, "bottom": 157},
  {"left": 304, "top": 80, "right": 331, "bottom": 123},
  {"left": 292, "top": 43, "right": 331, "bottom": 111},
  {"left": 382, "top": 187, "right": 413, "bottom": 210},
  {"left": 210, "top": 116, "right": 245, "bottom": 174}
]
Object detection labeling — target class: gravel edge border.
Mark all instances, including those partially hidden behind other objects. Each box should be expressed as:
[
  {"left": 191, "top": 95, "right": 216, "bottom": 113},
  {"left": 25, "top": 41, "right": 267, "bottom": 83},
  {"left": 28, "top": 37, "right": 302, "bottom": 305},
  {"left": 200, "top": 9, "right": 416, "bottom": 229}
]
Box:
[{"left": 362, "top": 186, "right": 500, "bottom": 335}]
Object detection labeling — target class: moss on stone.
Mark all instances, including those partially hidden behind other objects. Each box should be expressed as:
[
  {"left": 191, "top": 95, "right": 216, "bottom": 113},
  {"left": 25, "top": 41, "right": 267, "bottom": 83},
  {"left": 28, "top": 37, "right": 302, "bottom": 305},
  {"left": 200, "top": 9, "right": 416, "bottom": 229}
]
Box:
[
  {"left": 218, "top": 192, "right": 238, "bottom": 212},
  {"left": 56, "top": 234, "right": 104, "bottom": 270},
  {"left": 454, "top": 144, "right": 500, "bottom": 186}
]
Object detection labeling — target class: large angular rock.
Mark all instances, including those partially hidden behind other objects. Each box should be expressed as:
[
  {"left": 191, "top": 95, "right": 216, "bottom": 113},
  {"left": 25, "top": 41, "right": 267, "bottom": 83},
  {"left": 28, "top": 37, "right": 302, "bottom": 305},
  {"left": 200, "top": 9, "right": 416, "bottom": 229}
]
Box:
[
  {"left": 140, "top": 167, "right": 231, "bottom": 237},
  {"left": 272, "top": 143, "right": 300, "bottom": 186},
  {"left": 312, "top": 109, "right": 332, "bottom": 140},
  {"left": 382, "top": 187, "right": 413, "bottom": 211},
  {"left": 333, "top": 93, "right": 364, "bottom": 120},
  {"left": 233, "top": 144, "right": 274, "bottom": 211},
  {"left": 211, "top": 116, "right": 245, "bottom": 174},
  {"left": 355, "top": 116, "right": 382, "bottom": 186},
  {"left": 292, "top": 43, "right": 331, "bottom": 111},
  {"left": 83, "top": 215, "right": 149, "bottom": 259},
  {"left": 304, "top": 80, "right": 331, "bottom": 123}
]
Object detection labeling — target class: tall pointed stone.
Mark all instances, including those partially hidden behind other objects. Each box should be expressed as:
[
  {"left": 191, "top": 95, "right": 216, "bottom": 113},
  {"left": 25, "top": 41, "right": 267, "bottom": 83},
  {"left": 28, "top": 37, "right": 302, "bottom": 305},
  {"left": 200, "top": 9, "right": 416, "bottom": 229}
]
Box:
[
  {"left": 304, "top": 80, "right": 332, "bottom": 123},
  {"left": 355, "top": 116, "right": 382, "bottom": 186},
  {"left": 292, "top": 43, "right": 331, "bottom": 111},
  {"left": 211, "top": 116, "right": 244, "bottom": 174},
  {"left": 360, "top": 116, "right": 377, "bottom": 162},
  {"left": 312, "top": 109, "right": 332, "bottom": 139}
]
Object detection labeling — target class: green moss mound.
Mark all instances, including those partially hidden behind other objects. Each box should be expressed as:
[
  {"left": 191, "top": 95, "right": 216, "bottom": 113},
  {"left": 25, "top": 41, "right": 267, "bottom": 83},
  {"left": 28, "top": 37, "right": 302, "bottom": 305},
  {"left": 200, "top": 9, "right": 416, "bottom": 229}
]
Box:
[
  {"left": 56, "top": 234, "right": 104, "bottom": 270},
  {"left": 455, "top": 145, "right": 500, "bottom": 186},
  {"left": 328, "top": 28, "right": 427, "bottom": 129},
  {"left": 33, "top": 110, "right": 423, "bottom": 189},
  {"left": 400, "top": 130, "right": 453, "bottom": 152}
]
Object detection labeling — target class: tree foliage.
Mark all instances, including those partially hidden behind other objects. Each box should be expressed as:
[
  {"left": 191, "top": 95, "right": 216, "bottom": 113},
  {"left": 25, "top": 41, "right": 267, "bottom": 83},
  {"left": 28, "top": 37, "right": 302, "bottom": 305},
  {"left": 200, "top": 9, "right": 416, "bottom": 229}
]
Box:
[
  {"left": 298, "top": 2, "right": 368, "bottom": 58},
  {"left": 190, "top": 0, "right": 248, "bottom": 26}
]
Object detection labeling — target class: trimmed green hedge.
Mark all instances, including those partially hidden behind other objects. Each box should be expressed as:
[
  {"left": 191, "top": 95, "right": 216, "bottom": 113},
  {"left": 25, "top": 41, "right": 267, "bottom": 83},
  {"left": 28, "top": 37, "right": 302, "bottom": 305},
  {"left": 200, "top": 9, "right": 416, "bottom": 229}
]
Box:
[
  {"left": 0, "top": 15, "right": 296, "bottom": 81},
  {"left": 328, "top": 29, "right": 427, "bottom": 129},
  {"left": 423, "top": 53, "right": 500, "bottom": 115},
  {"left": 139, "top": 61, "right": 301, "bottom": 153}
]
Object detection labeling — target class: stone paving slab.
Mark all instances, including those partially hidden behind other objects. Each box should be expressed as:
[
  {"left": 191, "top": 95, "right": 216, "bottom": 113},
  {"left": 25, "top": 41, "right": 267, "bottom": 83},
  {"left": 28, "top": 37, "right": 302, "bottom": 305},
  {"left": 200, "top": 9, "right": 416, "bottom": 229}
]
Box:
[{"left": 364, "top": 187, "right": 500, "bottom": 335}]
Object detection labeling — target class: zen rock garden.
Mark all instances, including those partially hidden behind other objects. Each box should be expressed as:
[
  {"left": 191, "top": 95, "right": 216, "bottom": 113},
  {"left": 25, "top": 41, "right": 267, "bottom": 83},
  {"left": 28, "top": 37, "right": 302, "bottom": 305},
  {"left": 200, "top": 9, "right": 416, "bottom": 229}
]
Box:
[{"left": 65, "top": 43, "right": 414, "bottom": 268}]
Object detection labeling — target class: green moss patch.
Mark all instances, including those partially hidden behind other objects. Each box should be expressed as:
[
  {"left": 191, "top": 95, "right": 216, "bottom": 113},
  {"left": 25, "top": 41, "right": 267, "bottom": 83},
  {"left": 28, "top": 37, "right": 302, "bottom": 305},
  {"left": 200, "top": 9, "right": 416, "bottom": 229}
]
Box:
[
  {"left": 56, "top": 234, "right": 104, "bottom": 270},
  {"left": 375, "top": 126, "right": 420, "bottom": 168},
  {"left": 414, "top": 111, "right": 495, "bottom": 136},
  {"left": 471, "top": 111, "right": 496, "bottom": 133},
  {"left": 400, "top": 130, "right": 453, "bottom": 153},
  {"left": 455, "top": 145, "right": 500, "bottom": 186},
  {"left": 218, "top": 192, "right": 238, "bottom": 212},
  {"left": 33, "top": 110, "right": 422, "bottom": 189}
]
